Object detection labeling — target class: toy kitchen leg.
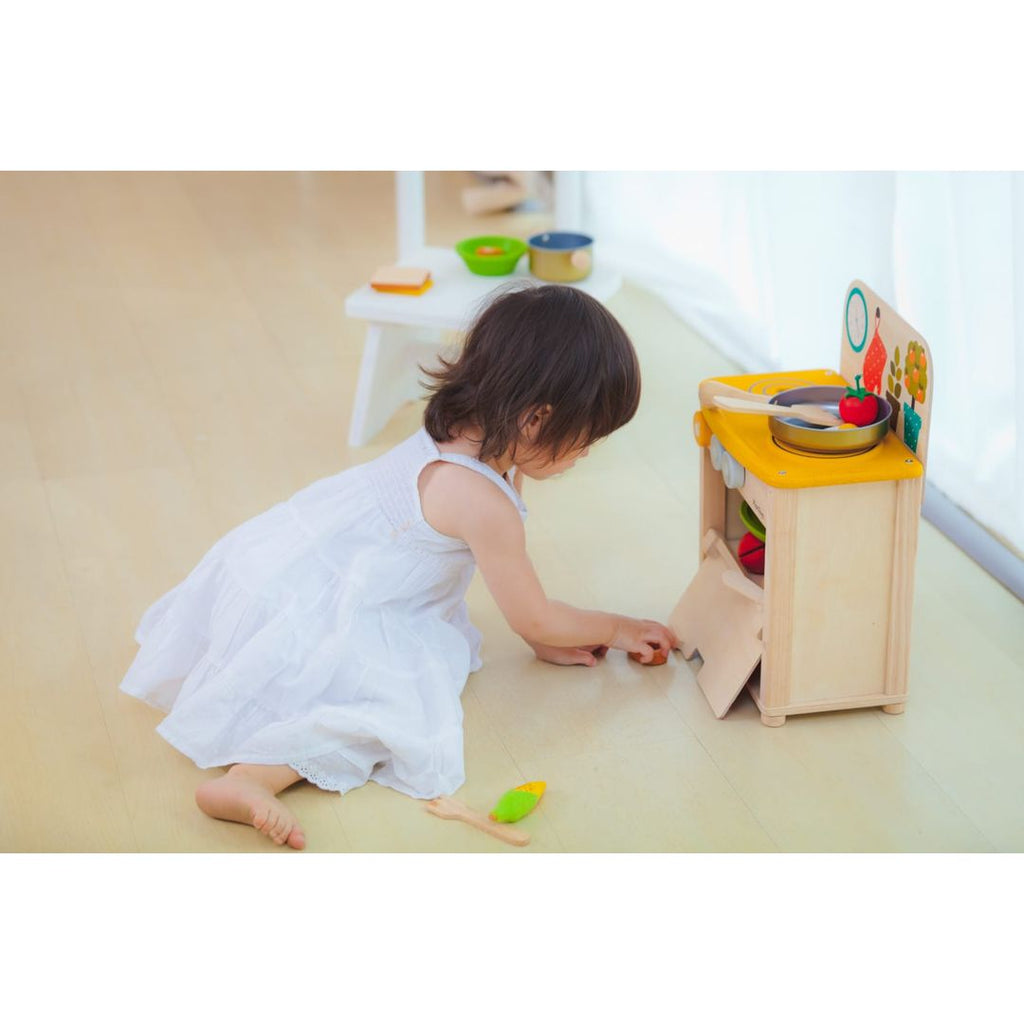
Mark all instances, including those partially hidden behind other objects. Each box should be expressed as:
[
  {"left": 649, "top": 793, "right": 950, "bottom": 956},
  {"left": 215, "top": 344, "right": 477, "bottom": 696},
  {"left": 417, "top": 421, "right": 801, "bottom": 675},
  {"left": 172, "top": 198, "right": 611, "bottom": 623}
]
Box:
[{"left": 879, "top": 475, "right": 925, "bottom": 715}]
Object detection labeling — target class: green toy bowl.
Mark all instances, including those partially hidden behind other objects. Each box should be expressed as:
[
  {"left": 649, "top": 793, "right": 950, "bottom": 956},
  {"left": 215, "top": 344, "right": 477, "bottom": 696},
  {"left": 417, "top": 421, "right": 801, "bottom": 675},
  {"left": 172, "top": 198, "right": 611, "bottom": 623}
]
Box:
[
  {"left": 455, "top": 235, "right": 527, "bottom": 276},
  {"left": 739, "top": 500, "right": 766, "bottom": 541}
]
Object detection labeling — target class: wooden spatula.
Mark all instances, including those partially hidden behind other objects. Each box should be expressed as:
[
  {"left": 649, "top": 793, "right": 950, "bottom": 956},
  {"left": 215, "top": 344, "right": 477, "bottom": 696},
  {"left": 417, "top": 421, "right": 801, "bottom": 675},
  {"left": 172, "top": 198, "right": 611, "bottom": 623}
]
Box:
[
  {"left": 713, "top": 395, "right": 842, "bottom": 427},
  {"left": 698, "top": 379, "right": 772, "bottom": 407},
  {"left": 425, "top": 796, "right": 531, "bottom": 846}
]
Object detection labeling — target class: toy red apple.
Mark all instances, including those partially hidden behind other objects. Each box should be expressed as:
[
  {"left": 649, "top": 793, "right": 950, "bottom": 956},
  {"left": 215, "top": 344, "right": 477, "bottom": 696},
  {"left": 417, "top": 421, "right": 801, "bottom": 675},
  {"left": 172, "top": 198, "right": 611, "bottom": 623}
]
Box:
[
  {"left": 738, "top": 531, "right": 765, "bottom": 574},
  {"left": 629, "top": 643, "right": 669, "bottom": 666},
  {"left": 839, "top": 374, "right": 879, "bottom": 426}
]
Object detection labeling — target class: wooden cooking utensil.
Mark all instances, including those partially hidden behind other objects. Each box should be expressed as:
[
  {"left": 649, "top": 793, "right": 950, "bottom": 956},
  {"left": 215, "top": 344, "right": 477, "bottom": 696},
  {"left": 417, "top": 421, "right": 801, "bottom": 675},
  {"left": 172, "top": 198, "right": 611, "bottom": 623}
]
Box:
[
  {"left": 425, "top": 796, "right": 531, "bottom": 846},
  {"left": 698, "top": 378, "right": 772, "bottom": 407},
  {"left": 713, "top": 395, "right": 842, "bottom": 427}
]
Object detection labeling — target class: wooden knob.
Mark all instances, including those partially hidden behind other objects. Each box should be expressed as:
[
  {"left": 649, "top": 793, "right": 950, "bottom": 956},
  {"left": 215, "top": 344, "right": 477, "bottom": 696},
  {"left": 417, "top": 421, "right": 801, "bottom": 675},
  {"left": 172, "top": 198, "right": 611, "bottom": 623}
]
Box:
[
  {"left": 693, "top": 410, "right": 711, "bottom": 447},
  {"left": 709, "top": 436, "right": 724, "bottom": 470},
  {"left": 721, "top": 452, "right": 746, "bottom": 489}
]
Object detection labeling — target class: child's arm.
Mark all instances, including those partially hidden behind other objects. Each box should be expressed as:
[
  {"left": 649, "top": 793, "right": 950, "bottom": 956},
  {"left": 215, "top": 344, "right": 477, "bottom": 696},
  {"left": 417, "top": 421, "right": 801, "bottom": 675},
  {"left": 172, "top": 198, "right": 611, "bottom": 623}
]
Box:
[
  {"left": 526, "top": 638, "right": 610, "bottom": 668},
  {"left": 421, "top": 465, "right": 676, "bottom": 660}
]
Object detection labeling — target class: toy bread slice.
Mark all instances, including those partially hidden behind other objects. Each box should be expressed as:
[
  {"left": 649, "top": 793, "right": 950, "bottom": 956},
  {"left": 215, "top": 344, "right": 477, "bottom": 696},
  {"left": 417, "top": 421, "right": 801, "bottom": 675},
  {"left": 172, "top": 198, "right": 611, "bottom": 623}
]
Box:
[{"left": 370, "top": 265, "right": 433, "bottom": 294}]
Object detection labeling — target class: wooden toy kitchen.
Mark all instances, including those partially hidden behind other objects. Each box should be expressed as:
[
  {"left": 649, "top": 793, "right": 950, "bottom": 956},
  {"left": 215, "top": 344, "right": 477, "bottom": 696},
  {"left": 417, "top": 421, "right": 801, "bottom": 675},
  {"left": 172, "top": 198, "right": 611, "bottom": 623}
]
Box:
[{"left": 670, "top": 280, "right": 934, "bottom": 726}]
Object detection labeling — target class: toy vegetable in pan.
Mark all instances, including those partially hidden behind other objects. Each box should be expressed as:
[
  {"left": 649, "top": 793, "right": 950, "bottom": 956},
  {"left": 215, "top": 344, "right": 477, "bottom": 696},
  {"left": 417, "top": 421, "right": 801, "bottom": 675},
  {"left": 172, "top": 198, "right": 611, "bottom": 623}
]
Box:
[{"left": 838, "top": 374, "right": 880, "bottom": 426}]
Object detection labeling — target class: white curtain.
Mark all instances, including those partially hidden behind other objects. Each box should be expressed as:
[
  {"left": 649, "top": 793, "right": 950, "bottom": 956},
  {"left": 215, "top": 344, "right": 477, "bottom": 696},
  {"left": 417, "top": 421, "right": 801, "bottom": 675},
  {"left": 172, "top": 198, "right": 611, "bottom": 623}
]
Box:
[{"left": 583, "top": 171, "right": 1024, "bottom": 561}]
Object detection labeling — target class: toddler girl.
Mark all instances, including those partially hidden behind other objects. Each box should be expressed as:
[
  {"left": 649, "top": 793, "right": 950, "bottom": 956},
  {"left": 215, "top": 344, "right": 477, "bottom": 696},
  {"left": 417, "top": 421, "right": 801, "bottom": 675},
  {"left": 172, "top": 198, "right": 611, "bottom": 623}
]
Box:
[{"left": 120, "top": 284, "right": 677, "bottom": 849}]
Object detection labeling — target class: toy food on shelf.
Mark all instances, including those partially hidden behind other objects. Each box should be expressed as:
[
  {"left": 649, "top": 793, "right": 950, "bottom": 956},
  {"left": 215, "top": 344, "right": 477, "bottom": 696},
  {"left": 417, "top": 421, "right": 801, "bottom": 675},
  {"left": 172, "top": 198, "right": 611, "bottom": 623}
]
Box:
[
  {"left": 737, "top": 501, "right": 766, "bottom": 574},
  {"left": 838, "top": 374, "right": 880, "bottom": 426},
  {"left": 490, "top": 781, "right": 546, "bottom": 823},
  {"left": 738, "top": 531, "right": 766, "bottom": 574},
  {"left": 370, "top": 266, "right": 433, "bottom": 295}
]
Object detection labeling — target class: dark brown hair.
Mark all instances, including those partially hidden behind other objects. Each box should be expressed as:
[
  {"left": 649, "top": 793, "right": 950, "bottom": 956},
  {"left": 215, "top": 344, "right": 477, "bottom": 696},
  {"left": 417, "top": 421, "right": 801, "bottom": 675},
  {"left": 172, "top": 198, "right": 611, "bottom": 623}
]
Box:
[{"left": 422, "top": 284, "right": 641, "bottom": 463}]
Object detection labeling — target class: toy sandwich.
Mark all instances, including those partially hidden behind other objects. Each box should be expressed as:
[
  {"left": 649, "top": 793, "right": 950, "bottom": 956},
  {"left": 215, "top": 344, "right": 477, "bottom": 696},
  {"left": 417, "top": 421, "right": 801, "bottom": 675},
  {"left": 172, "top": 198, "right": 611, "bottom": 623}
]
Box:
[{"left": 370, "top": 265, "right": 433, "bottom": 295}]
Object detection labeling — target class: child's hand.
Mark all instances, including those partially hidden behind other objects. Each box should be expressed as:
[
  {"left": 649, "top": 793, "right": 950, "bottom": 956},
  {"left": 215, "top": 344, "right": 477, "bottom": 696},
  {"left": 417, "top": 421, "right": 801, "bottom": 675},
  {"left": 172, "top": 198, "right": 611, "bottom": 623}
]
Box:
[
  {"left": 529, "top": 642, "right": 609, "bottom": 667},
  {"left": 611, "top": 617, "right": 678, "bottom": 664}
]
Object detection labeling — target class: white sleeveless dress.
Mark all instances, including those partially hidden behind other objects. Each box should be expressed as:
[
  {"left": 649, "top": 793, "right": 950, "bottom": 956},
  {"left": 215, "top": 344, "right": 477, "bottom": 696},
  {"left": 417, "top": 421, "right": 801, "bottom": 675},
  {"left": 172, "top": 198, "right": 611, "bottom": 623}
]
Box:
[{"left": 119, "top": 427, "right": 527, "bottom": 799}]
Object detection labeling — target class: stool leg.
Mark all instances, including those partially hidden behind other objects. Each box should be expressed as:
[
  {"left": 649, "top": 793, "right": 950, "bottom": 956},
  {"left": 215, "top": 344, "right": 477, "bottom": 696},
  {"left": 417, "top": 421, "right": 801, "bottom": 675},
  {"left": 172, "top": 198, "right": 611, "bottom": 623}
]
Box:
[
  {"left": 347, "top": 323, "right": 447, "bottom": 446},
  {"left": 348, "top": 323, "right": 383, "bottom": 446},
  {"left": 760, "top": 712, "right": 786, "bottom": 727}
]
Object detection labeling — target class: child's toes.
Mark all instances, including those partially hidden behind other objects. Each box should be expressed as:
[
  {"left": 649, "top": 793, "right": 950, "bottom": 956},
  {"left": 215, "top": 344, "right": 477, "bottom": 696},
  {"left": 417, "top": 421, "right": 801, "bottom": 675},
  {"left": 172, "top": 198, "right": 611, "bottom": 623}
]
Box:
[
  {"left": 248, "top": 799, "right": 301, "bottom": 847},
  {"left": 255, "top": 808, "right": 279, "bottom": 837}
]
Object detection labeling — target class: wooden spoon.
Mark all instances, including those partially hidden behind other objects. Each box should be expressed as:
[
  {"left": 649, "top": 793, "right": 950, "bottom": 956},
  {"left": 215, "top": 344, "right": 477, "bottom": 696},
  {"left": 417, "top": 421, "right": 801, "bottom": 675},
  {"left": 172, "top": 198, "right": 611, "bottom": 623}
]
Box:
[
  {"left": 713, "top": 395, "right": 842, "bottom": 427},
  {"left": 425, "top": 796, "right": 531, "bottom": 846}
]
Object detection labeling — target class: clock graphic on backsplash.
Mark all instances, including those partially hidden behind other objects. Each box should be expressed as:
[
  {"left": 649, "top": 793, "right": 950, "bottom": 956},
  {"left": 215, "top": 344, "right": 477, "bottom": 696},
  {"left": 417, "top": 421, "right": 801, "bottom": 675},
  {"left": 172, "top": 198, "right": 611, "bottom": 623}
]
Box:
[{"left": 846, "top": 286, "right": 868, "bottom": 352}]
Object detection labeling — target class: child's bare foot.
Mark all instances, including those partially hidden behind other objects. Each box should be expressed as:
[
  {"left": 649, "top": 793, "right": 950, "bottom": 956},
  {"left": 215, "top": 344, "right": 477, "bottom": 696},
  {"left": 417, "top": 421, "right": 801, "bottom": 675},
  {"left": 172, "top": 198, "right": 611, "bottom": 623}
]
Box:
[{"left": 195, "top": 764, "right": 306, "bottom": 849}]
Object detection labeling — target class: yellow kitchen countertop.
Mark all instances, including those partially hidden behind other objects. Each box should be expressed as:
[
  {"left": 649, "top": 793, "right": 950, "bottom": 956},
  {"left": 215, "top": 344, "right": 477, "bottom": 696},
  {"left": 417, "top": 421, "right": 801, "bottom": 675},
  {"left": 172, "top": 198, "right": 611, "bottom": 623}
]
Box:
[{"left": 699, "top": 369, "right": 924, "bottom": 489}]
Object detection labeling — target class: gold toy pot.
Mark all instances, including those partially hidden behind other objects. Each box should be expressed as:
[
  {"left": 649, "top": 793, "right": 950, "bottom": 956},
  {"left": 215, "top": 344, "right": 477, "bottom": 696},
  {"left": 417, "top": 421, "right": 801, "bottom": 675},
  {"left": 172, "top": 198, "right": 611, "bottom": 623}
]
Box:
[{"left": 527, "top": 231, "right": 593, "bottom": 282}]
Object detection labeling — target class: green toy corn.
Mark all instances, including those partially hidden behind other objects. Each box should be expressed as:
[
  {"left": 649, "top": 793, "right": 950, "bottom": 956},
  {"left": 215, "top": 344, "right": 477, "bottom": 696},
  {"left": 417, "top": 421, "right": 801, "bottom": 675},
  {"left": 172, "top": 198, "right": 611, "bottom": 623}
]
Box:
[{"left": 489, "top": 781, "right": 546, "bottom": 823}]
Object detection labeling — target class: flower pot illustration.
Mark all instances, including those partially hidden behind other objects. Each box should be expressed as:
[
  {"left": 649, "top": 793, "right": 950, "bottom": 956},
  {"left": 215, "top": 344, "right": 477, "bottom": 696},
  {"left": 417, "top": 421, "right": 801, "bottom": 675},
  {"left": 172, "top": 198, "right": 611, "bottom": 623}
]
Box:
[
  {"left": 885, "top": 392, "right": 901, "bottom": 431},
  {"left": 902, "top": 401, "right": 922, "bottom": 452}
]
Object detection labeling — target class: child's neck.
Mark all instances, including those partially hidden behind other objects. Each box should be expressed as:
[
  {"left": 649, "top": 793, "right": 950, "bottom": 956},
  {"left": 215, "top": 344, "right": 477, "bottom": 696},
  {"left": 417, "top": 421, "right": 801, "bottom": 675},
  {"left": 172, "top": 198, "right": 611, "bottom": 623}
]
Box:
[{"left": 437, "top": 428, "right": 515, "bottom": 478}]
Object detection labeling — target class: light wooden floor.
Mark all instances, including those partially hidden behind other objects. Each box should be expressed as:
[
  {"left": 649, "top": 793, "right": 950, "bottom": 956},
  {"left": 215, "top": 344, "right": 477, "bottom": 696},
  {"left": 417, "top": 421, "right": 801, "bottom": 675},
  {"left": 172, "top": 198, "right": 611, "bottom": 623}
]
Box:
[{"left": 2, "top": 171, "right": 1023, "bottom": 853}]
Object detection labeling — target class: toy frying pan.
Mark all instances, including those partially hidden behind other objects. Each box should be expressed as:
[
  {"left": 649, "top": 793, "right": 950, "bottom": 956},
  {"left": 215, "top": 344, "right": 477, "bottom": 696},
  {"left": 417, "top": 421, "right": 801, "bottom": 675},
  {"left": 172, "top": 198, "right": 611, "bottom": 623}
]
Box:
[
  {"left": 768, "top": 386, "right": 891, "bottom": 455},
  {"left": 700, "top": 379, "right": 891, "bottom": 456}
]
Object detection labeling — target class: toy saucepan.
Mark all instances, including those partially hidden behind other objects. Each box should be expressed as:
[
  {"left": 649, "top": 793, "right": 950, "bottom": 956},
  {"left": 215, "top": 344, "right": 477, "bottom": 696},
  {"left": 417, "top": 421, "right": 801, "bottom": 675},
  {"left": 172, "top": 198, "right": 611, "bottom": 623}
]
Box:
[
  {"left": 700, "top": 379, "right": 891, "bottom": 456},
  {"left": 527, "top": 232, "right": 593, "bottom": 282}
]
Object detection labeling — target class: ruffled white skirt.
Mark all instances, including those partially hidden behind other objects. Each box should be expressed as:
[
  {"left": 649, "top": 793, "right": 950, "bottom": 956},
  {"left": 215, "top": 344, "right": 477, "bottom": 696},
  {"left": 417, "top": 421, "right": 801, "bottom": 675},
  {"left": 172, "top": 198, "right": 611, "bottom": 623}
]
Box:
[{"left": 120, "top": 462, "right": 481, "bottom": 799}]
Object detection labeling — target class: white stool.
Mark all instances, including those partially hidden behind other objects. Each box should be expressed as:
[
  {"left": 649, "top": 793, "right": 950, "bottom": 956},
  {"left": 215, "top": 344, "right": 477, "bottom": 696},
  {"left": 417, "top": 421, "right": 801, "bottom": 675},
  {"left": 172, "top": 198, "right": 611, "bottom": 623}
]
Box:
[
  {"left": 343, "top": 243, "right": 622, "bottom": 447},
  {"left": 342, "top": 172, "right": 620, "bottom": 447}
]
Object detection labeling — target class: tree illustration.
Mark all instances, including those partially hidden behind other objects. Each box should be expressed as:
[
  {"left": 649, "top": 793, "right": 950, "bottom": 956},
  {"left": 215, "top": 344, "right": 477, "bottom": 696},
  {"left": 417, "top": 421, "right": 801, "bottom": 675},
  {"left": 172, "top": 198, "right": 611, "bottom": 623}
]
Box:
[
  {"left": 901, "top": 340, "right": 928, "bottom": 454},
  {"left": 887, "top": 347, "right": 903, "bottom": 404},
  {"left": 903, "top": 341, "right": 928, "bottom": 409}
]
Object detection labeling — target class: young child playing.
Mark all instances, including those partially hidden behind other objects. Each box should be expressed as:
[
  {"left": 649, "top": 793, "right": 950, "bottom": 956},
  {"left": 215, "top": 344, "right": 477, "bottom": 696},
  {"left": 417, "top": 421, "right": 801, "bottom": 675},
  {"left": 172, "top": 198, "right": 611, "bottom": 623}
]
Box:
[{"left": 120, "top": 284, "right": 678, "bottom": 850}]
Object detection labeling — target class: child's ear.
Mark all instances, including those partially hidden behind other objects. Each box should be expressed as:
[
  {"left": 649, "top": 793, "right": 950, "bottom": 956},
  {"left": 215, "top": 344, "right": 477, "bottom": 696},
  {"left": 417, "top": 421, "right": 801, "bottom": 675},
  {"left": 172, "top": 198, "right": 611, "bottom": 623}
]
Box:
[{"left": 521, "top": 404, "right": 553, "bottom": 442}]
